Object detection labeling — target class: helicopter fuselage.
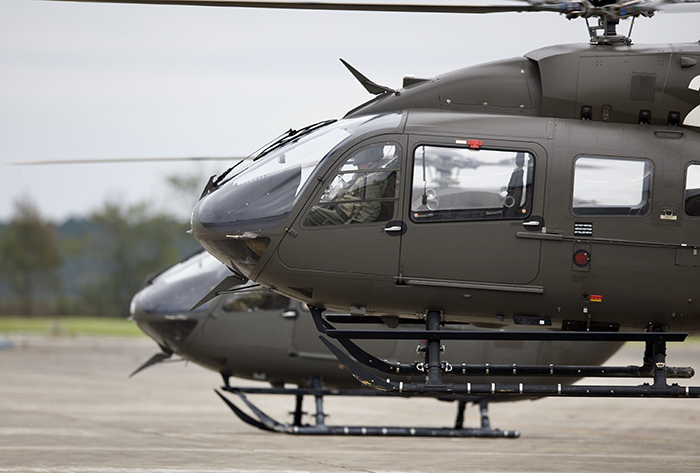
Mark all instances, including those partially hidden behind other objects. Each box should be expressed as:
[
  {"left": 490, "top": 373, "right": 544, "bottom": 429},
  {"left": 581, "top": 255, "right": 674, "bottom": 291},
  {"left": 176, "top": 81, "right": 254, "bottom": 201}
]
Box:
[
  {"left": 192, "top": 42, "right": 700, "bottom": 334},
  {"left": 131, "top": 251, "right": 623, "bottom": 388}
]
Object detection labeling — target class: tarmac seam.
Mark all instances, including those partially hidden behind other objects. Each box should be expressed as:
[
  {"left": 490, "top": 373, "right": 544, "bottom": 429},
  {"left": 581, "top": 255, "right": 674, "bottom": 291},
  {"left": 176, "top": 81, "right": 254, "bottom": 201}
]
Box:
[{"left": 2, "top": 446, "right": 700, "bottom": 460}]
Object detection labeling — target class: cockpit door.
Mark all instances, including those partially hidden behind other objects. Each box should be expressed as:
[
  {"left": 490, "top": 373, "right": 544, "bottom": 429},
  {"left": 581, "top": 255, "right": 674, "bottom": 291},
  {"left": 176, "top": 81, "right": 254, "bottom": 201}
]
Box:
[
  {"left": 277, "top": 136, "right": 405, "bottom": 277},
  {"left": 398, "top": 135, "right": 545, "bottom": 286}
]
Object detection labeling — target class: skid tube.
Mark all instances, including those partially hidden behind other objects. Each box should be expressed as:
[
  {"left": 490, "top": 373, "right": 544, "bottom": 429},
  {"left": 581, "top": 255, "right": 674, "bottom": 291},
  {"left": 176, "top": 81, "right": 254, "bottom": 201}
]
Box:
[
  {"left": 215, "top": 378, "right": 519, "bottom": 438},
  {"left": 310, "top": 306, "right": 700, "bottom": 399}
]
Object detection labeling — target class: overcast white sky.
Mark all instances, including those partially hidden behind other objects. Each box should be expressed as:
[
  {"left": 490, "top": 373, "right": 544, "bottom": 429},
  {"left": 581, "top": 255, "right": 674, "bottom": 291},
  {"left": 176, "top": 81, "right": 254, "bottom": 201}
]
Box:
[{"left": 1, "top": 0, "right": 699, "bottom": 223}]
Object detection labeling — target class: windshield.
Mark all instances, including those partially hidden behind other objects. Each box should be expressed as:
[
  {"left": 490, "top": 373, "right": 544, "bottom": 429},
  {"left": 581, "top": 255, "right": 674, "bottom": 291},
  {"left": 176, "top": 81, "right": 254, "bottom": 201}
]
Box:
[
  {"left": 195, "top": 113, "right": 402, "bottom": 233},
  {"left": 137, "top": 251, "right": 233, "bottom": 315},
  {"left": 223, "top": 114, "right": 400, "bottom": 199}
]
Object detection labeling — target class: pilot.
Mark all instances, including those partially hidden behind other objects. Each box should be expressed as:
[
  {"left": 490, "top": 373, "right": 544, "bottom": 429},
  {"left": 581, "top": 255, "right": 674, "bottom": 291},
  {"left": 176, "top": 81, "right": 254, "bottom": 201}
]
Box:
[{"left": 305, "top": 145, "right": 393, "bottom": 226}]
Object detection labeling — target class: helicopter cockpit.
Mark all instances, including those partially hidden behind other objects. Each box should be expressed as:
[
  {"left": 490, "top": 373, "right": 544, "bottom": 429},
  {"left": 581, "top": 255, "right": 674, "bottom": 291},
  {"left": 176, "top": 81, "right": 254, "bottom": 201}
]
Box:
[
  {"left": 304, "top": 143, "right": 400, "bottom": 226},
  {"left": 192, "top": 112, "right": 402, "bottom": 278}
]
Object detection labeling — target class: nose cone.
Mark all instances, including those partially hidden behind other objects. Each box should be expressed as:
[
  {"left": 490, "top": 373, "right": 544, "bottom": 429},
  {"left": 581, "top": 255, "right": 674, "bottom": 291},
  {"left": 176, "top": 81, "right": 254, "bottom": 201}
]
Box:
[
  {"left": 130, "top": 251, "right": 231, "bottom": 351},
  {"left": 130, "top": 287, "right": 200, "bottom": 352},
  {"left": 190, "top": 165, "right": 303, "bottom": 278},
  {"left": 191, "top": 197, "right": 273, "bottom": 281}
]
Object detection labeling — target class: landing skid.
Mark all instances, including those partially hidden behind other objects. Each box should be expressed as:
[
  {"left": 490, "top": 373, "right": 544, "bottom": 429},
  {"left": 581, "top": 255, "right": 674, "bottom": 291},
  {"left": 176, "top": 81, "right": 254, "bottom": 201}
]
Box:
[
  {"left": 311, "top": 307, "right": 700, "bottom": 399},
  {"left": 215, "top": 379, "right": 519, "bottom": 438}
]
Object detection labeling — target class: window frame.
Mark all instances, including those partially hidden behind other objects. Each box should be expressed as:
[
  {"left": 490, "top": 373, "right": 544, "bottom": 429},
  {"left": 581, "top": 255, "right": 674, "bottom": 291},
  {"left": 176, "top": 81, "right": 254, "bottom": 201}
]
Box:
[
  {"left": 301, "top": 141, "right": 402, "bottom": 228},
  {"left": 571, "top": 155, "right": 653, "bottom": 217},
  {"left": 408, "top": 143, "right": 536, "bottom": 224},
  {"left": 220, "top": 288, "right": 290, "bottom": 313},
  {"left": 684, "top": 162, "right": 700, "bottom": 217}
]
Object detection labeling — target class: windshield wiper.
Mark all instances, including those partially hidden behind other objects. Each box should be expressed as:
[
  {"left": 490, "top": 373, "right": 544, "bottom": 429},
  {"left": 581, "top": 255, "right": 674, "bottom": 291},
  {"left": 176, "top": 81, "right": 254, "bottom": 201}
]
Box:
[
  {"left": 211, "top": 119, "right": 336, "bottom": 188},
  {"left": 250, "top": 119, "right": 337, "bottom": 161}
]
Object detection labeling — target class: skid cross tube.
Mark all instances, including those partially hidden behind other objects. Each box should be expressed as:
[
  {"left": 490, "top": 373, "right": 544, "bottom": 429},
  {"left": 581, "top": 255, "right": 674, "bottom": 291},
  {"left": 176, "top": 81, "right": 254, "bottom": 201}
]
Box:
[{"left": 310, "top": 306, "right": 700, "bottom": 399}]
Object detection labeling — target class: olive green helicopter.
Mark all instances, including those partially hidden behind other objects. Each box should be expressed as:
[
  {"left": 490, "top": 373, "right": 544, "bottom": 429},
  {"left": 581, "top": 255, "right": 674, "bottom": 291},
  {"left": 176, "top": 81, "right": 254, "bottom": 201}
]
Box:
[
  {"left": 130, "top": 249, "right": 635, "bottom": 437},
  {"left": 50, "top": 0, "right": 700, "bottom": 401}
]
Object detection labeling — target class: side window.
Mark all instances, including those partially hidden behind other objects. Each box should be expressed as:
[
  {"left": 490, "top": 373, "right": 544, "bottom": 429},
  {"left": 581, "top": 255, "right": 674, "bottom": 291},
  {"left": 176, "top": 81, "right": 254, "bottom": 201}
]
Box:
[
  {"left": 572, "top": 157, "right": 652, "bottom": 216},
  {"left": 222, "top": 290, "right": 289, "bottom": 312},
  {"left": 304, "top": 143, "right": 400, "bottom": 226},
  {"left": 411, "top": 145, "right": 534, "bottom": 222},
  {"left": 685, "top": 164, "right": 700, "bottom": 216}
]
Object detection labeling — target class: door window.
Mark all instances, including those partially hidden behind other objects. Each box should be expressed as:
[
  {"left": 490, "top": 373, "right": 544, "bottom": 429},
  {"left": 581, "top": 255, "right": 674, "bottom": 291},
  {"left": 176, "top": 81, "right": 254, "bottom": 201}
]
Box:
[
  {"left": 221, "top": 289, "right": 289, "bottom": 312},
  {"left": 411, "top": 145, "right": 534, "bottom": 222},
  {"left": 304, "top": 143, "right": 400, "bottom": 226}
]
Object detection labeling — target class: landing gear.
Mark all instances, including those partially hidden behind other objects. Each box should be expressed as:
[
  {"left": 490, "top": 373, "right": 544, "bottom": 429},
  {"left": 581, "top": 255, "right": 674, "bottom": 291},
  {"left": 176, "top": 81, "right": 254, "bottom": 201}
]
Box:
[
  {"left": 215, "top": 376, "right": 518, "bottom": 437},
  {"left": 311, "top": 307, "right": 700, "bottom": 398}
]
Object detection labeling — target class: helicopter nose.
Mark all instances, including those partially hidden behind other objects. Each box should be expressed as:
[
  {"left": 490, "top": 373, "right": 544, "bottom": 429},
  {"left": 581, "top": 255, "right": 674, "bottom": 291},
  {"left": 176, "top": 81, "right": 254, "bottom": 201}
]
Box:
[
  {"left": 130, "top": 289, "right": 199, "bottom": 351},
  {"left": 129, "top": 292, "right": 147, "bottom": 323},
  {"left": 191, "top": 196, "right": 274, "bottom": 281},
  {"left": 190, "top": 164, "right": 301, "bottom": 277}
]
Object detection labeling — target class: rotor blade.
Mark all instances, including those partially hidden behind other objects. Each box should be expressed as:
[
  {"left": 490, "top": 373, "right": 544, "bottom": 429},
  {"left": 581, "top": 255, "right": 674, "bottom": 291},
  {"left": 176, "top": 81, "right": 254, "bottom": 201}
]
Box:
[
  {"left": 8, "top": 156, "right": 249, "bottom": 166},
  {"left": 44, "top": 0, "right": 551, "bottom": 15},
  {"left": 654, "top": 0, "right": 700, "bottom": 13}
]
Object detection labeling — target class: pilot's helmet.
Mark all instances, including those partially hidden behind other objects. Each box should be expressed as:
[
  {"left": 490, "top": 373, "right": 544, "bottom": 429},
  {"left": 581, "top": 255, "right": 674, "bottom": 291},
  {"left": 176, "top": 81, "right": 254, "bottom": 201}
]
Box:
[{"left": 353, "top": 146, "right": 384, "bottom": 167}]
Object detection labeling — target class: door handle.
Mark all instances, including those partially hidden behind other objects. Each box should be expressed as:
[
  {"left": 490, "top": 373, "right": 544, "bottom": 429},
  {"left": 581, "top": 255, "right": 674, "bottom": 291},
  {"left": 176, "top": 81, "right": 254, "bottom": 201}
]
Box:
[{"left": 383, "top": 221, "right": 406, "bottom": 236}]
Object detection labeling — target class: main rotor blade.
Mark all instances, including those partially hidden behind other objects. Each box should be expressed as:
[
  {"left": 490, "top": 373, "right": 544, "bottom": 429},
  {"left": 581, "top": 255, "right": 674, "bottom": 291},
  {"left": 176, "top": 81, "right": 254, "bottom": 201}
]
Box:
[
  {"left": 655, "top": 0, "right": 700, "bottom": 13},
  {"left": 44, "top": 0, "right": 549, "bottom": 15},
  {"left": 8, "top": 156, "right": 249, "bottom": 166},
  {"left": 44, "top": 0, "right": 700, "bottom": 17}
]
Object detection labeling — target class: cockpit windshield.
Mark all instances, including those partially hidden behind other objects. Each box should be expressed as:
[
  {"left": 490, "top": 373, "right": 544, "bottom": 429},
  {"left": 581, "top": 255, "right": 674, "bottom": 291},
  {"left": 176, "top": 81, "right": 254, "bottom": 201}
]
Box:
[
  {"left": 196, "top": 113, "right": 401, "bottom": 233},
  {"left": 137, "top": 250, "right": 232, "bottom": 315},
  {"left": 222, "top": 113, "right": 401, "bottom": 199}
]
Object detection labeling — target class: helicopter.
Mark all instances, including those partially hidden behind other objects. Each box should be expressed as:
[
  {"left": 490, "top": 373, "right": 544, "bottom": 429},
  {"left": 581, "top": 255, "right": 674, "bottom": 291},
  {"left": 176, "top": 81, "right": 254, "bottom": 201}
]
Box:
[
  {"left": 129, "top": 249, "right": 639, "bottom": 436},
  {"left": 49, "top": 0, "right": 700, "bottom": 400}
]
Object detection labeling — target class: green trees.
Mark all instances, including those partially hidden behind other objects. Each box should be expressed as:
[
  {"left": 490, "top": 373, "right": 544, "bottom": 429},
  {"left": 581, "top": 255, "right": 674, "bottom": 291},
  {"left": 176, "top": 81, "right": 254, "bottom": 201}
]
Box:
[
  {"left": 0, "top": 197, "right": 62, "bottom": 315},
  {"left": 0, "top": 198, "right": 201, "bottom": 317},
  {"left": 0, "top": 169, "right": 208, "bottom": 317},
  {"left": 72, "top": 201, "right": 199, "bottom": 317}
]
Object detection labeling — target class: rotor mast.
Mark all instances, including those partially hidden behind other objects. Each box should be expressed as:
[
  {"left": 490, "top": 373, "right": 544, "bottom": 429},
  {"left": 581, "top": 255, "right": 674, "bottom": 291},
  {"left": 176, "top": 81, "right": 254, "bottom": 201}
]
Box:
[{"left": 586, "top": 16, "right": 635, "bottom": 45}]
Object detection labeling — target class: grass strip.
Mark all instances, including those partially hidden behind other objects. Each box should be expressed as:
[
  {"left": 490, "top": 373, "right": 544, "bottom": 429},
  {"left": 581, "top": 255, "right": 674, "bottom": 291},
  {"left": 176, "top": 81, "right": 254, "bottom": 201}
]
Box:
[{"left": 0, "top": 316, "right": 145, "bottom": 337}]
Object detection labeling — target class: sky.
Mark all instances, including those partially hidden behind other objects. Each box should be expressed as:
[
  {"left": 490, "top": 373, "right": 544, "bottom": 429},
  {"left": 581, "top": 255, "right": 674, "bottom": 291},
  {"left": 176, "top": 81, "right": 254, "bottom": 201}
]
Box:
[{"left": 1, "top": 0, "right": 699, "bottom": 223}]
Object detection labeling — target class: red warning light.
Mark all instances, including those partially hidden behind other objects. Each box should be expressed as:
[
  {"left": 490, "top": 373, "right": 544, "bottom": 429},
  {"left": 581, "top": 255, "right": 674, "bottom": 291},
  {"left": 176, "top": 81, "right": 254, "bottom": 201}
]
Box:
[
  {"left": 573, "top": 249, "right": 590, "bottom": 267},
  {"left": 467, "top": 139, "right": 483, "bottom": 150}
]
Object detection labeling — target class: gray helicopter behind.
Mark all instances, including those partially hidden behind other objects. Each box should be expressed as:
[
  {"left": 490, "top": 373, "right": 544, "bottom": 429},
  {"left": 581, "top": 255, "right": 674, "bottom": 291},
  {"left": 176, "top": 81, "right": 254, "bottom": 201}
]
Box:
[
  {"left": 129, "top": 249, "right": 640, "bottom": 437},
  {"left": 52, "top": 0, "right": 700, "bottom": 400}
]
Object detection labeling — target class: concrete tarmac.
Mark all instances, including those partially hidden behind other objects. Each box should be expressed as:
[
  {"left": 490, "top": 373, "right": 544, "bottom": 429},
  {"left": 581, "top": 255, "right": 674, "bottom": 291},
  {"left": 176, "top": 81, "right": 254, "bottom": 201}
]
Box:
[{"left": 1, "top": 333, "right": 699, "bottom": 472}]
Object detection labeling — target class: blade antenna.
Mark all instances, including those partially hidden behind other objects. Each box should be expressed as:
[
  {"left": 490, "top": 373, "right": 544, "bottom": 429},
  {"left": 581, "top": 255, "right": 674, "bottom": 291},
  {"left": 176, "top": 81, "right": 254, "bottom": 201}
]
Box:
[{"left": 340, "top": 59, "right": 398, "bottom": 96}]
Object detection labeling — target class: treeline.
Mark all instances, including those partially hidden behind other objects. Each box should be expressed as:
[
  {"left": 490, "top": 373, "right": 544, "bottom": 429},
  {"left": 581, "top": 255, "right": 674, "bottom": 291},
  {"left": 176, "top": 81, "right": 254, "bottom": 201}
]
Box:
[{"left": 0, "top": 197, "right": 201, "bottom": 318}]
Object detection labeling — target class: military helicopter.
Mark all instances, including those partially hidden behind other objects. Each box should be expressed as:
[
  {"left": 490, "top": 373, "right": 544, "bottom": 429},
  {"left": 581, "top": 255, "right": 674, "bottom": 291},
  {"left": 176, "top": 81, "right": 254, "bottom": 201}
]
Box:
[
  {"left": 51, "top": 0, "right": 700, "bottom": 399},
  {"left": 129, "top": 249, "right": 642, "bottom": 436}
]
